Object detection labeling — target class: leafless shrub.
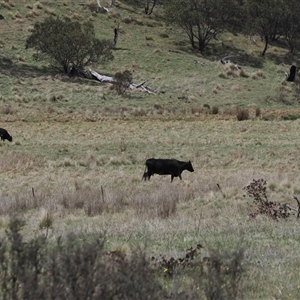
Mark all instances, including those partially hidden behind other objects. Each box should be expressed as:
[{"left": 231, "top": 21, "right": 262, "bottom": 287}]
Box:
[{"left": 243, "top": 178, "right": 291, "bottom": 220}]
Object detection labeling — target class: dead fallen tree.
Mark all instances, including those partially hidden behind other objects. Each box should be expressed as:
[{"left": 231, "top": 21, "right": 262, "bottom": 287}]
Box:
[{"left": 90, "top": 69, "right": 156, "bottom": 94}]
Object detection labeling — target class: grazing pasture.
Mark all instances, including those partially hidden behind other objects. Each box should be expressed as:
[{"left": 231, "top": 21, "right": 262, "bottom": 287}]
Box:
[{"left": 1, "top": 117, "right": 300, "bottom": 297}]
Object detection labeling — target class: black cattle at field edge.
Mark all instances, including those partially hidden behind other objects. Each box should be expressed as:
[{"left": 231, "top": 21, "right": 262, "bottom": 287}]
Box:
[
  {"left": 286, "top": 65, "right": 297, "bottom": 82},
  {"left": 0, "top": 128, "right": 12, "bottom": 142},
  {"left": 143, "top": 158, "right": 194, "bottom": 182}
]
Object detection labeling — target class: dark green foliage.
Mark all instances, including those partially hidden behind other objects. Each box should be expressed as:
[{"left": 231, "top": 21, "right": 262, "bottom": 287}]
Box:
[
  {"left": 113, "top": 70, "right": 133, "bottom": 95},
  {"left": 26, "top": 17, "right": 113, "bottom": 74}
]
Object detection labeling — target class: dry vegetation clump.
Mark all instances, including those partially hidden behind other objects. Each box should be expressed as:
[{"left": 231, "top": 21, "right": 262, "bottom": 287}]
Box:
[
  {"left": 243, "top": 178, "right": 298, "bottom": 220},
  {"left": 218, "top": 72, "right": 227, "bottom": 79},
  {"left": 213, "top": 83, "right": 223, "bottom": 94},
  {"left": 152, "top": 244, "right": 246, "bottom": 299},
  {"left": 237, "top": 69, "right": 249, "bottom": 78},
  {"left": 0, "top": 0, "right": 14, "bottom": 9},
  {"left": 191, "top": 106, "right": 204, "bottom": 115},
  {"left": 236, "top": 106, "right": 249, "bottom": 121},
  {"left": 59, "top": 186, "right": 128, "bottom": 216},
  {"left": 0, "top": 217, "right": 247, "bottom": 299},
  {"left": 132, "top": 108, "right": 148, "bottom": 117},
  {"left": 133, "top": 184, "right": 179, "bottom": 218},
  {"left": 86, "top": 1, "right": 98, "bottom": 12},
  {"left": 113, "top": 70, "right": 133, "bottom": 95},
  {"left": 250, "top": 70, "right": 266, "bottom": 79},
  {"left": 0, "top": 105, "right": 14, "bottom": 115},
  {"left": 0, "top": 217, "right": 164, "bottom": 299},
  {"left": 33, "top": 1, "right": 43, "bottom": 10},
  {"left": 0, "top": 153, "right": 44, "bottom": 172},
  {"left": 212, "top": 105, "right": 219, "bottom": 115},
  {"left": 0, "top": 193, "right": 41, "bottom": 215},
  {"left": 255, "top": 107, "right": 261, "bottom": 117}
]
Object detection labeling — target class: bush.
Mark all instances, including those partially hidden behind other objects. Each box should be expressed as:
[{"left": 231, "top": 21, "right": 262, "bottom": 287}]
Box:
[
  {"left": 243, "top": 178, "right": 291, "bottom": 220},
  {"left": 152, "top": 244, "right": 246, "bottom": 299},
  {"left": 26, "top": 17, "right": 113, "bottom": 74},
  {"left": 236, "top": 107, "right": 249, "bottom": 121},
  {"left": 212, "top": 105, "right": 219, "bottom": 115},
  {"left": 113, "top": 70, "right": 133, "bottom": 95},
  {"left": 0, "top": 217, "right": 163, "bottom": 299}
]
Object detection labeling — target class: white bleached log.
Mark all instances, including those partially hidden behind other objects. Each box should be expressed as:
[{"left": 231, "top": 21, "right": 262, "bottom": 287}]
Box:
[{"left": 90, "top": 69, "right": 156, "bottom": 94}]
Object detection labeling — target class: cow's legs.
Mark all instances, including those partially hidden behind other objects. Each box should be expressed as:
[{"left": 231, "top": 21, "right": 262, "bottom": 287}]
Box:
[{"left": 143, "top": 172, "right": 151, "bottom": 181}]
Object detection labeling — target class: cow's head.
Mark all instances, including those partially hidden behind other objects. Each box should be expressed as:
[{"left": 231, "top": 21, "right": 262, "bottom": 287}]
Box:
[{"left": 187, "top": 161, "right": 194, "bottom": 172}]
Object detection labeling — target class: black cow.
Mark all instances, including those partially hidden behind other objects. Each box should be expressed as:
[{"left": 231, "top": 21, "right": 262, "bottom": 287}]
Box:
[
  {"left": 0, "top": 128, "right": 12, "bottom": 142},
  {"left": 143, "top": 158, "right": 194, "bottom": 182},
  {"left": 286, "top": 65, "right": 297, "bottom": 82}
]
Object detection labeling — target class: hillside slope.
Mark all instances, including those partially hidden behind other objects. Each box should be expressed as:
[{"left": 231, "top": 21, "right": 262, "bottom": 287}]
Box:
[{"left": 0, "top": 1, "right": 299, "bottom": 121}]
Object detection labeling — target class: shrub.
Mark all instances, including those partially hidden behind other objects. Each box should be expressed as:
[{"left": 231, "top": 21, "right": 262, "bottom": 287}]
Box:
[
  {"left": 243, "top": 178, "right": 291, "bottom": 220},
  {"left": 236, "top": 107, "right": 249, "bottom": 121},
  {"left": 212, "top": 105, "right": 219, "bottom": 115},
  {"left": 0, "top": 217, "right": 163, "bottom": 299},
  {"left": 26, "top": 17, "right": 113, "bottom": 74},
  {"left": 113, "top": 70, "right": 133, "bottom": 95},
  {"left": 152, "top": 244, "right": 246, "bottom": 299},
  {"left": 255, "top": 107, "right": 261, "bottom": 117}
]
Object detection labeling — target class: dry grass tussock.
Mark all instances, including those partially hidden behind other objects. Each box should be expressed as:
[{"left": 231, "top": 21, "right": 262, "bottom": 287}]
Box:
[
  {"left": 0, "top": 180, "right": 196, "bottom": 219},
  {"left": 0, "top": 153, "right": 44, "bottom": 172}
]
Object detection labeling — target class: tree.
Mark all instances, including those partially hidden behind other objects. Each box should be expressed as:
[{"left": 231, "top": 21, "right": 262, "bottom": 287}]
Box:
[
  {"left": 26, "top": 17, "right": 113, "bottom": 74},
  {"left": 281, "top": 0, "right": 300, "bottom": 54},
  {"left": 164, "top": 0, "right": 242, "bottom": 53},
  {"left": 245, "top": 0, "right": 284, "bottom": 56},
  {"left": 145, "top": 0, "right": 157, "bottom": 15}
]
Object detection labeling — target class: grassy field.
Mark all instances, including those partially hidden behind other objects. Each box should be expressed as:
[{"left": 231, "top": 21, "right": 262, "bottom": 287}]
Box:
[{"left": 1, "top": 1, "right": 300, "bottom": 299}]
